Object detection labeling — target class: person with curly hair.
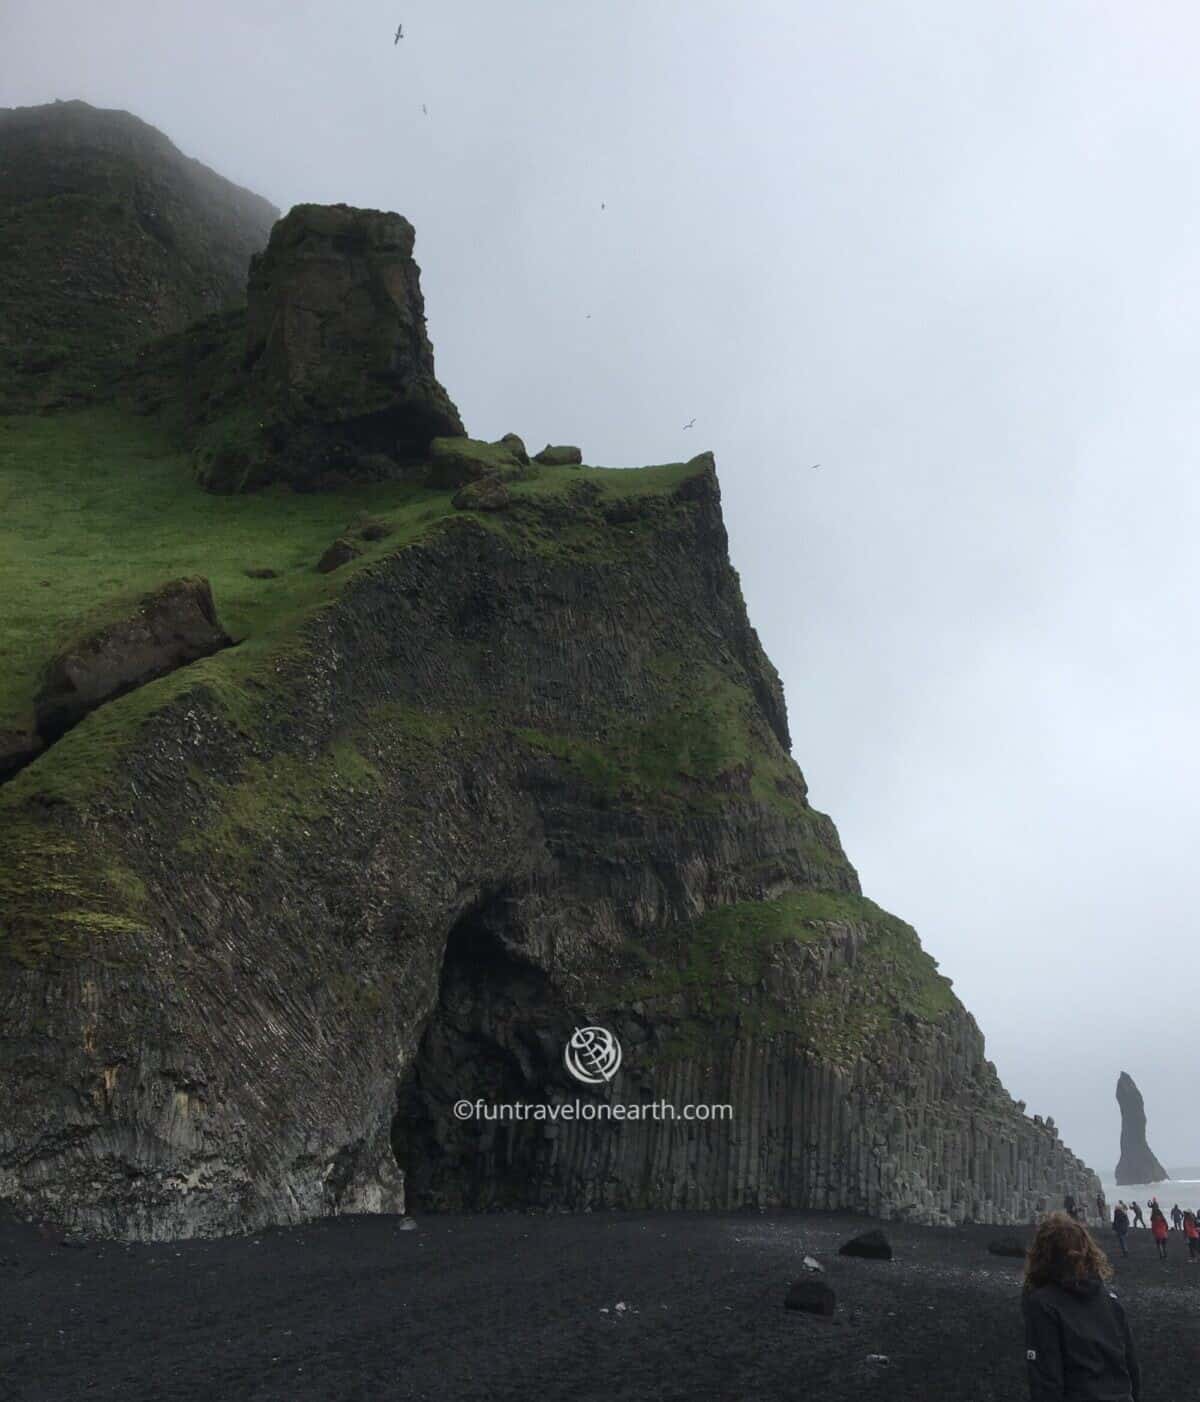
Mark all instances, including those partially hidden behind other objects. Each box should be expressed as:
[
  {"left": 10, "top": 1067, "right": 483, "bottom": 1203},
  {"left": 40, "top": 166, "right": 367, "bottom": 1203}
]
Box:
[{"left": 1022, "top": 1211, "right": 1141, "bottom": 1401}]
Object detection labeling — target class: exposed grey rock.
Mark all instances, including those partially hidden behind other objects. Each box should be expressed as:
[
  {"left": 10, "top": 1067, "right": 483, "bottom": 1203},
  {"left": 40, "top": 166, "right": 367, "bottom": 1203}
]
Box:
[
  {"left": 195, "top": 203, "right": 465, "bottom": 492},
  {"left": 496, "top": 433, "right": 529, "bottom": 465},
  {"left": 1115, "top": 1072, "right": 1169, "bottom": 1185},
  {"left": 428, "top": 437, "right": 523, "bottom": 490},
  {"left": 533, "top": 444, "right": 582, "bottom": 466},
  {"left": 33, "top": 578, "right": 231, "bottom": 745},
  {"left": 316, "top": 538, "right": 361, "bottom": 574}
]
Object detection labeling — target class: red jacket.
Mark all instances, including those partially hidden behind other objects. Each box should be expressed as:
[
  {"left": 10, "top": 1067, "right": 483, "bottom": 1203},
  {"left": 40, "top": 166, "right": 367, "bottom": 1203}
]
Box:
[
  {"left": 1151, "top": 1214, "right": 1168, "bottom": 1241},
  {"left": 1185, "top": 1217, "right": 1198, "bottom": 1240}
]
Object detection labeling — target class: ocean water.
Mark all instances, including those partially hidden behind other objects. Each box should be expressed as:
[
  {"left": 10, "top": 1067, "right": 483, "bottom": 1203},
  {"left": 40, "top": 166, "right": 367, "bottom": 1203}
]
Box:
[{"left": 1097, "top": 1169, "right": 1200, "bottom": 1218}]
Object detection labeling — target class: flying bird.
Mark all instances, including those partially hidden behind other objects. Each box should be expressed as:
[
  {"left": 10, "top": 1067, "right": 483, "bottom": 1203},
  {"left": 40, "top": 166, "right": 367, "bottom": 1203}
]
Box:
[
  {"left": 422, "top": 104, "right": 428, "bottom": 115},
  {"left": 683, "top": 418, "right": 696, "bottom": 430},
  {"left": 810, "top": 462, "right": 820, "bottom": 469},
  {"left": 394, "top": 23, "right": 404, "bottom": 43},
  {"left": 601, "top": 202, "right": 606, "bottom": 210}
]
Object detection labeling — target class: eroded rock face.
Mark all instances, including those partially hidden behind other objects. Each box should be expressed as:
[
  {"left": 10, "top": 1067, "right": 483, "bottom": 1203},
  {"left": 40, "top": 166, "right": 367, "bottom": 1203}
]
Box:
[
  {"left": 229, "top": 204, "right": 464, "bottom": 489},
  {"left": 533, "top": 444, "right": 582, "bottom": 466},
  {"left": 0, "top": 727, "right": 42, "bottom": 781},
  {"left": 33, "top": 578, "right": 232, "bottom": 744},
  {"left": 1115, "top": 1071, "right": 1169, "bottom": 1184},
  {"left": 0, "top": 459, "right": 1101, "bottom": 1239},
  {"left": 428, "top": 436, "right": 523, "bottom": 490}
]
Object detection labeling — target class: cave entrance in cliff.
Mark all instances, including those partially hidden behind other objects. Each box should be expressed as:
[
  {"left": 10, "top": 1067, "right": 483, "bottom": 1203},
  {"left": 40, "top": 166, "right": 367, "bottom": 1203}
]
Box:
[{"left": 392, "top": 894, "right": 569, "bottom": 1211}]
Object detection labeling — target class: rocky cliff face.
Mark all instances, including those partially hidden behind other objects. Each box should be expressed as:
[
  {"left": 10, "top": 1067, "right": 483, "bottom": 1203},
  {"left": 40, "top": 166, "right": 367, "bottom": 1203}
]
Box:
[
  {"left": 1115, "top": 1071, "right": 1168, "bottom": 1184},
  {"left": 0, "top": 450, "right": 1098, "bottom": 1238},
  {"left": 0, "top": 122, "right": 1101, "bottom": 1239},
  {"left": 0, "top": 101, "right": 278, "bottom": 412}
]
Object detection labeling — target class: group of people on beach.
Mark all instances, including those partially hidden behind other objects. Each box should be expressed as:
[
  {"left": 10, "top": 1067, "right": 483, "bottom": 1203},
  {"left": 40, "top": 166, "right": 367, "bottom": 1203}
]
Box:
[
  {"left": 1060, "top": 1191, "right": 1199, "bottom": 1262},
  {"left": 1105, "top": 1195, "right": 1200, "bottom": 1262}
]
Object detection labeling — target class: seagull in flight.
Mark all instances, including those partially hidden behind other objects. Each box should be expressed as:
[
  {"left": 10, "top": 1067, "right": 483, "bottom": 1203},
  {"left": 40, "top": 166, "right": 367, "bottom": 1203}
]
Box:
[
  {"left": 422, "top": 104, "right": 428, "bottom": 115},
  {"left": 810, "top": 462, "right": 820, "bottom": 469},
  {"left": 394, "top": 23, "right": 404, "bottom": 43},
  {"left": 683, "top": 418, "right": 696, "bottom": 430}
]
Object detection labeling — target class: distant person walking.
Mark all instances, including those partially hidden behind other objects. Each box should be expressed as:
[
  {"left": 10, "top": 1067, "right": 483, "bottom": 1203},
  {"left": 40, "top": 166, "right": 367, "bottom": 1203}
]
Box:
[
  {"left": 1130, "top": 1201, "right": 1145, "bottom": 1229},
  {"left": 1112, "top": 1203, "right": 1130, "bottom": 1257},
  {"left": 1150, "top": 1206, "right": 1169, "bottom": 1261},
  {"left": 1022, "top": 1212, "right": 1141, "bottom": 1402},
  {"left": 1171, "top": 1204, "right": 1183, "bottom": 1232},
  {"left": 1064, "top": 1193, "right": 1077, "bottom": 1220},
  {"left": 1096, "top": 1192, "right": 1107, "bottom": 1223},
  {"left": 1184, "top": 1210, "right": 1199, "bottom": 1263}
]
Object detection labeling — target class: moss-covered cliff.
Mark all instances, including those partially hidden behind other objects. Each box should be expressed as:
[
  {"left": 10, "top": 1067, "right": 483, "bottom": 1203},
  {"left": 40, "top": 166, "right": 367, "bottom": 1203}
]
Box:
[
  {"left": 0, "top": 107, "right": 1099, "bottom": 1240},
  {"left": 0, "top": 100, "right": 277, "bottom": 414}
]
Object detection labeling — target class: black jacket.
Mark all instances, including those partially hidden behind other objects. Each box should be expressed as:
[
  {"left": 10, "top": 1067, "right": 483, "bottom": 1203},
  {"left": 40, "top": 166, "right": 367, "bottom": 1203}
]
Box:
[
  {"left": 1022, "top": 1278, "right": 1140, "bottom": 1402},
  {"left": 1112, "top": 1209, "right": 1129, "bottom": 1234}
]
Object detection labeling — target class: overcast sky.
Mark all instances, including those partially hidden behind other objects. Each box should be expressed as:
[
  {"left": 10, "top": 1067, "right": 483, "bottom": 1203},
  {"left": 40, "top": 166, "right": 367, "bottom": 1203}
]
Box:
[{"left": 5, "top": 0, "right": 1198, "bottom": 1174}]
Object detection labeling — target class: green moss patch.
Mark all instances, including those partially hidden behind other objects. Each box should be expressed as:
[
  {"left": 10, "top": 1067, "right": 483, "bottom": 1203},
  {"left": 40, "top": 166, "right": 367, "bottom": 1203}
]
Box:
[
  {"left": 0, "top": 817, "right": 151, "bottom": 965},
  {"left": 620, "top": 891, "right": 957, "bottom": 1063},
  {"left": 518, "top": 665, "right": 805, "bottom": 817}
]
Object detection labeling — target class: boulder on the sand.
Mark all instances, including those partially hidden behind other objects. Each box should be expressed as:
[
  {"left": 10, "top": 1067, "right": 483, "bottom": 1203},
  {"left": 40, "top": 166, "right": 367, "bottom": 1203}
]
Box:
[
  {"left": 496, "top": 433, "right": 529, "bottom": 464},
  {"left": 987, "top": 1237, "right": 1027, "bottom": 1258},
  {"left": 356, "top": 517, "right": 394, "bottom": 541},
  {"left": 428, "top": 437, "right": 524, "bottom": 489},
  {"left": 1115, "top": 1071, "right": 1170, "bottom": 1185},
  {"left": 532, "top": 443, "right": 582, "bottom": 466},
  {"left": 316, "top": 538, "right": 361, "bottom": 574},
  {"left": 34, "top": 578, "right": 232, "bottom": 743},
  {"left": 784, "top": 1280, "right": 836, "bottom": 1316},
  {"left": 452, "top": 477, "right": 511, "bottom": 512},
  {"left": 838, "top": 1229, "right": 893, "bottom": 1261}
]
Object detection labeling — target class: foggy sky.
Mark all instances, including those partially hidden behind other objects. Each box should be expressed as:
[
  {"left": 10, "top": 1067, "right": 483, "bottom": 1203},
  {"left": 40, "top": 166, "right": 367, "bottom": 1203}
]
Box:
[{"left": 4, "top": 1, "right": 1197, "bottom": 1174}]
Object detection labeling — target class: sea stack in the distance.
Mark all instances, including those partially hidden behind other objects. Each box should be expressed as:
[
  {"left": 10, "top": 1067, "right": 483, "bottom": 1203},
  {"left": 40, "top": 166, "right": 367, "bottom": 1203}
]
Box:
[{"left": 1115, "top": 1071, "right": 1169, "bottom": 1185}]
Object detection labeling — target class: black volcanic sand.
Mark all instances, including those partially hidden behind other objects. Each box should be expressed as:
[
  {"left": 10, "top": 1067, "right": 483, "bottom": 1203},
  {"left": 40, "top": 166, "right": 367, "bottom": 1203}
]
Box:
[{"left": 3, "top": 1211, "right": 1198, "bottom": 1401}]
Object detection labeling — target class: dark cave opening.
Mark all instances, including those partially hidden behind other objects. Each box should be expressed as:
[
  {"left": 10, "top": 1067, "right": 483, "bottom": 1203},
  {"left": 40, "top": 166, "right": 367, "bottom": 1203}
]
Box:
[{"left": 391, "top": 896, "right": 575, "bottom": 1212}]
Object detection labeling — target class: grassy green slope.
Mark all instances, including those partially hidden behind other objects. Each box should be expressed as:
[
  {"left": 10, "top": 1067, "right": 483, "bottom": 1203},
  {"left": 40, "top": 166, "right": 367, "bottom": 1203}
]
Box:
[
  {"left": 0, "top": 408, "right": 445, "bottom": 734},
  {"left": 0, "top": 409, "right": 701, "bottom": 743}
]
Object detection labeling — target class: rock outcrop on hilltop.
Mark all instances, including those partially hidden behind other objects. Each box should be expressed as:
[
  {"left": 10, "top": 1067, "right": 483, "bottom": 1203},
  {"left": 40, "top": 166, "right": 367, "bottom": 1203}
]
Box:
[
  {"left": 228, "top": 204, "right": 465, "bottom": 490},
  {"left": 1115, "top": 1071, "right": 1169, "bottom": 1184},
  {"left": 0, "top": 119, "right": 1103, "bottom": 1240},
  {"left": 134, "top": 204, "right": 468, "bottom": 492},
  {"left": 0, "top": 100, "right": 278, "bottom": 412}
]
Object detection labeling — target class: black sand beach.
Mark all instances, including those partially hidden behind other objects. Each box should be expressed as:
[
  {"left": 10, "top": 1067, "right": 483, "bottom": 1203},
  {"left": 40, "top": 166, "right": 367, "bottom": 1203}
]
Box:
[{"left": 3, "top": 1210, "right": 1196, "bottom": 1402}]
